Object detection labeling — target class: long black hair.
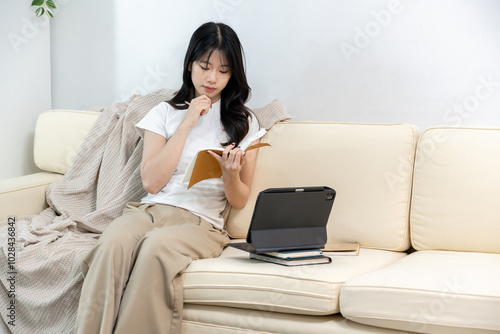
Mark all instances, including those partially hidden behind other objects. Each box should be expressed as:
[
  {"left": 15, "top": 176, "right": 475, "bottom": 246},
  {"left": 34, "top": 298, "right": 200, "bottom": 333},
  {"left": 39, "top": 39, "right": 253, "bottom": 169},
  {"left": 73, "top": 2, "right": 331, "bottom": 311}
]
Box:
[{"left": 168, "top": 22, "right": 252, "bottom": 146}]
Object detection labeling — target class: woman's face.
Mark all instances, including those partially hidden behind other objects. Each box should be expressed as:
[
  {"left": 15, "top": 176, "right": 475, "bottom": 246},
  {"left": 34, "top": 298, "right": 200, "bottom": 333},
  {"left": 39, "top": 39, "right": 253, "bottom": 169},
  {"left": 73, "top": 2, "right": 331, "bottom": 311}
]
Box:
[{"left": 191, "top": 50, "right": 232, "bottom": 103}]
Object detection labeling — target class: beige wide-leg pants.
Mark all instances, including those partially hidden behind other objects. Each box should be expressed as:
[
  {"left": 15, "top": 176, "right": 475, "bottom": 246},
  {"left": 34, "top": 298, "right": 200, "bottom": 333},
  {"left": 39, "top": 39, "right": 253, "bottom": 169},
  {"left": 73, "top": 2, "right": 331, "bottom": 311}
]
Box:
[{"left": 75, "top": 202, "right": 229, "bottom": 334}]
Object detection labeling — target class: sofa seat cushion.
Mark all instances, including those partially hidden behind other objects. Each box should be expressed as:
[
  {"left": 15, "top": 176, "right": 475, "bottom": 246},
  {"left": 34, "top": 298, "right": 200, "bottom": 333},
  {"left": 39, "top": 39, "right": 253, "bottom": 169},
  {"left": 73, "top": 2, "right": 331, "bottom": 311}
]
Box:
[
  {"left": 181, "top": 304, "right": 415, "bottom": 334},
  {"left": 340, "top": 250, "right": 500, "bottom": 334},
  {"left": 183, "top": 246, "right": 406, "bottom": 316}
]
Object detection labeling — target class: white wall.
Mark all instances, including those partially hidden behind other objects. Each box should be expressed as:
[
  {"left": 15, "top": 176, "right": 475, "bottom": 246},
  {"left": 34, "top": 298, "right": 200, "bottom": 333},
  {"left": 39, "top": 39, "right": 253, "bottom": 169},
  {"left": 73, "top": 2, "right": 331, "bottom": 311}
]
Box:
[
  {"left": 50, "top": 0, "right": 116, "bottom": 109},
  {"left": 0, "top": 1, "right": 51, "bottom": 179},
  {"left": 49, "top": 0, "right": 500, "bottom": 127}
]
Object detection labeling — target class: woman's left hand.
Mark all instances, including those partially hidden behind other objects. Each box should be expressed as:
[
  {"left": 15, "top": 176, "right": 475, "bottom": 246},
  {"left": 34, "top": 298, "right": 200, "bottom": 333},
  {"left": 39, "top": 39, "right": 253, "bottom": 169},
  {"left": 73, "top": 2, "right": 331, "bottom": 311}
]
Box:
[
  {"left": 208, "top": 139, "right": 260, "bottom": 210},
  {"left": 208, "top": 143, "right": 246, "bottom": 180}
]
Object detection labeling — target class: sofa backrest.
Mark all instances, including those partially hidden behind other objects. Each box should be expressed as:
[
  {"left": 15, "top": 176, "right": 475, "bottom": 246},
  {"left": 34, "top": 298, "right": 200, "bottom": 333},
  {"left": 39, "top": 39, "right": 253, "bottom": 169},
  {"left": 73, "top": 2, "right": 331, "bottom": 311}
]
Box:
[
  {"left": 227, "top": 122, "right": 419, "bottom": 252},
  {"left": 34, "top": 110, "right": 100, "bottom": 174},
  {"left": 410, "top": 127, "right": 500, "bottom": 253}
]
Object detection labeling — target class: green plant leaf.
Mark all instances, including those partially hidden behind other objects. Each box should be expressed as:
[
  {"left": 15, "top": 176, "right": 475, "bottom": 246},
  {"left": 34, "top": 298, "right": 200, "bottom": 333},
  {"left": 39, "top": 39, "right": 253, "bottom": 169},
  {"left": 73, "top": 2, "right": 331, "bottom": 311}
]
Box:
[
  {"left": 31, "top": 0, "right": 44, "bottom": 6},
  {"left": 47, "top": 10, "right": 54, "bottom": 18},
  {"left": 35, "top": 7, "right": 45, "bottom": 17},
  {"left": 47, "top": 0, "right": 57, "bottom": 9}
]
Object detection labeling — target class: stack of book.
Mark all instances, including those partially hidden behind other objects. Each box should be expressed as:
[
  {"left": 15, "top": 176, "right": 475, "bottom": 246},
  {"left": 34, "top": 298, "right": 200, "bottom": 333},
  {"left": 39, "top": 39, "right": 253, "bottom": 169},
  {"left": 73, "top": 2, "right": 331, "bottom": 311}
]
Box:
[
  {"left": 249, "top": 249, "right": 331, "bottom": 266},
  {"left": 249, "top": 241, "right": 360, "bottom": 266}
]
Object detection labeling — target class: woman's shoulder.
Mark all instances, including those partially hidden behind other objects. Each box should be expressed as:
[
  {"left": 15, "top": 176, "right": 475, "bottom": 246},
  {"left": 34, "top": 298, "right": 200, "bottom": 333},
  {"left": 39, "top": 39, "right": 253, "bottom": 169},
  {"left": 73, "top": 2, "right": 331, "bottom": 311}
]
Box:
[
  {"left": 148, "top": 101, "right": 184, "bottom": 120},
  {"left": 142, "top": 101, "right": 168, "bottom": 117},
  {"left": 162, "top": 100, "right": 190, "bottom": 114},
  {"left": 136, "top": 101, "right": 170, "bottom": 138},
  {"left": 153, "top": 101, "right": 170, "bottom": 112}
]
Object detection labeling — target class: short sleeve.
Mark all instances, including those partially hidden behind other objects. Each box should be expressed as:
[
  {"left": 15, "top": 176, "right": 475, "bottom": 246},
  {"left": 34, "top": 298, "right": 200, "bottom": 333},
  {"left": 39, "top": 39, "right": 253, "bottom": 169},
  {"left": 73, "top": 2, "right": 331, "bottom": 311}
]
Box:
[
  {"left": 239, "top": 112, "right": 267, "bottom": 150},
  {"left": 135, "top": 102, "right": 168, "bottom": 138}
]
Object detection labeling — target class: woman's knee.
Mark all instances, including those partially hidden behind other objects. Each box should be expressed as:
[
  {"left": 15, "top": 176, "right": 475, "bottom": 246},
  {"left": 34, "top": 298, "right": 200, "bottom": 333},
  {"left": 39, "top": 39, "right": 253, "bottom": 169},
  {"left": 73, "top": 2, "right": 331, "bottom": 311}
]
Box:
[
  {"left": 96, "top": 210, "right": 153, "bottom": 252},
  {"left": 87, "top": 229, "right": 142, "bottom": 264},
  {"left": 139, "top": 224, "right": 225, "bottom": 261},
  {"left": 138, "top": 229, "right": 173, "bottom": 253},
  {"left": 135, "top": 229, "right": 190, "bottom": 263}
]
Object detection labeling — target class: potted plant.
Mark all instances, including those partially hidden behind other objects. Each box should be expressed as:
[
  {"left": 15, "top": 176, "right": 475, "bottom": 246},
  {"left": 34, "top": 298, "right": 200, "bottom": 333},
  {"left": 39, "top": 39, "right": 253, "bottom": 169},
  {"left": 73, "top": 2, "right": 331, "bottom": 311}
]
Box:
[{"left": 31, "top": 0, "right": 56, "bottom": 18}]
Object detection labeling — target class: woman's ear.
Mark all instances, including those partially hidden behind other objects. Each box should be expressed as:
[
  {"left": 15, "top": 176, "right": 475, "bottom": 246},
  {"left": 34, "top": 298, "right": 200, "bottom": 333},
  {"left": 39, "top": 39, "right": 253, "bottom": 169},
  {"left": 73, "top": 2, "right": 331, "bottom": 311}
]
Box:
[{"left": 188, "top": 62, "right": 192, "bottom": 72}]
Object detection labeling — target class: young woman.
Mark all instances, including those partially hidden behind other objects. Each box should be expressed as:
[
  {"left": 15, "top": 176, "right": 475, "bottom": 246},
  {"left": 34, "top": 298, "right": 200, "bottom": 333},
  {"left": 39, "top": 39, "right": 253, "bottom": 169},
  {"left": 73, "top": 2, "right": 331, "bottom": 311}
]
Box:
[{"left": 75, "top": 22, "right": 265, "bottom": 334}]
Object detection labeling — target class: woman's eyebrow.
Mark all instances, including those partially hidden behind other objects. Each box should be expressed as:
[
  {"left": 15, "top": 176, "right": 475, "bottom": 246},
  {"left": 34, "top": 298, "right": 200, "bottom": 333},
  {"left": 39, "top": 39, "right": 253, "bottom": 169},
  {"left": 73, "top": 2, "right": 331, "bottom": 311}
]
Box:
[{"left": 199, "top": 60, "right": 230, "bottom": 68}]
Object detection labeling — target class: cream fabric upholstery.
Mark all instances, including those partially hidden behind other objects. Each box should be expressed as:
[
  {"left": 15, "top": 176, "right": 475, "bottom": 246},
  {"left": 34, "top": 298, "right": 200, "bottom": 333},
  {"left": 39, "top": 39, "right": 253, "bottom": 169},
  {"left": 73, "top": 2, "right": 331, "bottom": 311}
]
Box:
[
  {"left": 340, "top": 250, "right": 500, "bottom": 333},
  {"left": 34, "top": 110, "right": 100, "bottom": 174},
  {"left": 8, "top": 108, "right": 498, "bottom": 333},
  {"left": 183, "top": 245, "right": 406, "bottom": 316},
  {"left": 411, "top": 127, "right": 500, "bottom": 253},
  {"left": 0, "top": 172, "right": 62, "bottom": 221},
  {"left": 227, "top": 122, "right": 419, "bottom": 251},
  {"left": 181, "top": 304, "right": 414, "bottom": 334}
]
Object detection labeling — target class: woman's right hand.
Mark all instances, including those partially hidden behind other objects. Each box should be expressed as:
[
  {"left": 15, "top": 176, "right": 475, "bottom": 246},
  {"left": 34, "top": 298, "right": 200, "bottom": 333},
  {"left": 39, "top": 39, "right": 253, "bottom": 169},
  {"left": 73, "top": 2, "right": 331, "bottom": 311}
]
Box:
[{"left": 180, "top": 95, "right": 212, "bottom": 129}]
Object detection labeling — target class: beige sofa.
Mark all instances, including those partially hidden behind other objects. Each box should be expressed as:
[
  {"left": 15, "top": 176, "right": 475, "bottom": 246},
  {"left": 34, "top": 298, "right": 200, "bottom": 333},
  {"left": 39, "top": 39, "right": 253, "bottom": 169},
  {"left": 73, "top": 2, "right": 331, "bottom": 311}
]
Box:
[{"left": 1, "top": 110, "right": 499, "bottom": 334}]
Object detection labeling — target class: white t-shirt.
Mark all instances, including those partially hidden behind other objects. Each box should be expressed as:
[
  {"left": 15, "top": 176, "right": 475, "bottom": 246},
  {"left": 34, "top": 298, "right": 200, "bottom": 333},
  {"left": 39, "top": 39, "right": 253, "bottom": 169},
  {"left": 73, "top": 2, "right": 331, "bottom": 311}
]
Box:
[{"left": 135, "top": 99, "right": 266, "bottom": 229}]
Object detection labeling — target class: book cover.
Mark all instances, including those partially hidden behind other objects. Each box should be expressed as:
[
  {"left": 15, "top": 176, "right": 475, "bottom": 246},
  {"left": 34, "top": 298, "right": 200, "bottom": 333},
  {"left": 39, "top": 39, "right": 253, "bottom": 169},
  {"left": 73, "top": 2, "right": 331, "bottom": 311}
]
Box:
[
  {"left": 261, "top": 249, "right": 323, "bottom": 259},
  {"left": 322, "top": 241, "right": 360, "bottom": 256},
  {"left": 249, "top": 253, "right": 332, "bottom": 266},
  {"left": 183, "top": 143, "right": 271, "bottom": 189}
]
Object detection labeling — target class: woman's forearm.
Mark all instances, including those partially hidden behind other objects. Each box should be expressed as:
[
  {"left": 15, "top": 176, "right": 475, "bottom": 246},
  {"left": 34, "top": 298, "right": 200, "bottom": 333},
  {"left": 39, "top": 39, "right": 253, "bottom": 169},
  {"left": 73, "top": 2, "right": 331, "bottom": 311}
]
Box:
[
  {"left": 222, "top": 146, "right": 259, "bottom": 209},
  {"left": 223, "top": 174, "right": 251, "bottom": 210},
  {"left": 141, "top": 125, "right": 191, "bottom": 194},
  {"left": 141, "top": 96, "right": 212, "bottom": 194}
]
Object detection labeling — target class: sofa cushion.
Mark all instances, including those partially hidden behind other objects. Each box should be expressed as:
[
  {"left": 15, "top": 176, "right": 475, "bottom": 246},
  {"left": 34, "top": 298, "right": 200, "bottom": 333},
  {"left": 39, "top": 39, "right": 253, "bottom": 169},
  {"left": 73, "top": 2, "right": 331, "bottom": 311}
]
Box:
[
  {"left": 340, "top": 250, "right": 500, "bottom": 333},
  {"left": 227, "top": 122, "right": 419, "bottom": 251},
  {"left": 251, "top": 98, "right": 291, "bottom": 130},
  {"left": 181, "top": 304, "right": 414, "bottom": 334},
  {"left": 183, "top": 246, "right": 406, "bottom": 316},
  {"left": 34, "top": 110, "right": 100, "bottom": 174},
  {"left": 411, "top": 127, "right": 500, "bottom": 253}
]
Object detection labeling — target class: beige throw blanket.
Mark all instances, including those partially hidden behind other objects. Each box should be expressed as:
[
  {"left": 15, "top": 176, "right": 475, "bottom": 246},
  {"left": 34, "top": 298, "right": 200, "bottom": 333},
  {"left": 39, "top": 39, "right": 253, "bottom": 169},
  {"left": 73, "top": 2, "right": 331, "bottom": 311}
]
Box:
[{"left": 0, "top": 89, "right": 291, "bottom": 334}]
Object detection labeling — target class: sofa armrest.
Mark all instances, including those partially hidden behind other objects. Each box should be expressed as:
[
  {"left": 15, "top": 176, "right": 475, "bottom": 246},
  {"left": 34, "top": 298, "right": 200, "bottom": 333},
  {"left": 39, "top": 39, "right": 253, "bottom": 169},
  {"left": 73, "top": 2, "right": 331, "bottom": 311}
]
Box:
[{"left": 0, "top": 172, "right": 63, "bottom": 221}]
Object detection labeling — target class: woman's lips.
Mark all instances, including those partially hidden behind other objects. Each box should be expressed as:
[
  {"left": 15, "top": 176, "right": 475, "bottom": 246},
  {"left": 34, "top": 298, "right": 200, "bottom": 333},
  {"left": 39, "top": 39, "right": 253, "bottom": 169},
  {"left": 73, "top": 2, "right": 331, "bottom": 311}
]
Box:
[{"left": 203, "top": 86, "right": 216, "bottom": 92}]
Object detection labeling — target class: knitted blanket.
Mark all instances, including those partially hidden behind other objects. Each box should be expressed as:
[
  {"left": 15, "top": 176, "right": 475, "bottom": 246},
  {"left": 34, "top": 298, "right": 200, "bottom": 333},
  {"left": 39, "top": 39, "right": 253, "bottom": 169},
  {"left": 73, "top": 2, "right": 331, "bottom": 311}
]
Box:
[{"left": 0, "top": 89, "right": 291, "bottom": 334}]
